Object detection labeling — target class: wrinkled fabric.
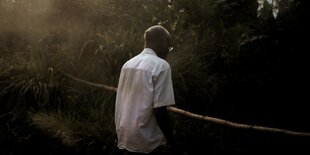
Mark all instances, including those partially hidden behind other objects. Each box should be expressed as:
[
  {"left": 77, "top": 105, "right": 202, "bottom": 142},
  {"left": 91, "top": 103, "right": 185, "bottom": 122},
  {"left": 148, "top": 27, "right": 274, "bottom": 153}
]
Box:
[{"left": 115, "top": 48, "right": 175, "bottom": 153}]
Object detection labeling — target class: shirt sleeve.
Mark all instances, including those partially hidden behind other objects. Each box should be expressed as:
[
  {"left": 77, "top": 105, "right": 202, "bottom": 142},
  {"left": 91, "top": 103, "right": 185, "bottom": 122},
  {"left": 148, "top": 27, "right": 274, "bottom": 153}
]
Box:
[{"left": 153, "top": 67, "right": 175, "bottom": 108}]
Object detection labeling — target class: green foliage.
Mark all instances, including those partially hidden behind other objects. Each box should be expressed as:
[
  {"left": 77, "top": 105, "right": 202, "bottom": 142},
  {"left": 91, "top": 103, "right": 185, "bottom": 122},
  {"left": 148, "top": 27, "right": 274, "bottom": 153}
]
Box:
[
  {"left": 1, "top": 0, "right": 309, "bottom": 154},
  {"left": 30, "top": 89, "right": 116, "bottom": 154},
  {"left": 31, "top": 112, "right": 78, "bottom": 146},
  {"left": 1, "top": 49, "right": 61, "bottom": 111}
]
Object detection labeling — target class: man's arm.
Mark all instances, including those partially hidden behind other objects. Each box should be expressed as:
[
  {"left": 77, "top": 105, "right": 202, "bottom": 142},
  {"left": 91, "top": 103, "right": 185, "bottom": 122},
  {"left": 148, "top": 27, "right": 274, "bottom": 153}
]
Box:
[{"left": 154, "top": 106, "right": 176, "bottom": 147}]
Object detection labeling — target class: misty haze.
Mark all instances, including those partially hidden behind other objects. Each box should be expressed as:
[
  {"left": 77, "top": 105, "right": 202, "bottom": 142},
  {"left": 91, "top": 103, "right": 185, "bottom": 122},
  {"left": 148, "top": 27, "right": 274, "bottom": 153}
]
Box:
[{"left": 1, "top": 0, "right": 309, "bottom": 155}]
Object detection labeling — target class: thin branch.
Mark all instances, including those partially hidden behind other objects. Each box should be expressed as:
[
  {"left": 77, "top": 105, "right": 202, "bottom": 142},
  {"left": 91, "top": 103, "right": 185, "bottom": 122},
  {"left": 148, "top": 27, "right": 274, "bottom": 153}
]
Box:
[
  {"left": 0, "top": 111, "right": 13, "bottom": 119},
  {"left": 57, "top": 69, "right": 117, "bottom": 92},
  {"left": 167, "top": 106, "right": 310, "bottom": 137},
  {"left": 58, "top": 70, "right": 310, "bottom": 137}
]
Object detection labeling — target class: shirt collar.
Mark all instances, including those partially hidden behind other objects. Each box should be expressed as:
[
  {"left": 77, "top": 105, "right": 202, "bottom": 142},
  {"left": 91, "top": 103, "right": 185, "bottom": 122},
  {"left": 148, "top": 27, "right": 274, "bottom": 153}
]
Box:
[{"left": 141, "top": 48, "right": 157, "bottom": 56}]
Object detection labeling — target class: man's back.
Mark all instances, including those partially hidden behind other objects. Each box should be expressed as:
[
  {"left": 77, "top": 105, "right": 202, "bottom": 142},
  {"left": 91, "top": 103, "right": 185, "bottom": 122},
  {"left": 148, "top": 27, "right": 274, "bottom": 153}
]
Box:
[{"left": 115, "top": 48, "right": 175, "bottom": 153}]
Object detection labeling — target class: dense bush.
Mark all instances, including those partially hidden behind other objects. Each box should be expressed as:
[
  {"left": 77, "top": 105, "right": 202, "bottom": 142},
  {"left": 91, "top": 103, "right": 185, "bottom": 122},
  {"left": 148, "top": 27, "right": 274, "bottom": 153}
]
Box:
[{"left": 1, "top": 0, "right": 309, "bottom": 154}]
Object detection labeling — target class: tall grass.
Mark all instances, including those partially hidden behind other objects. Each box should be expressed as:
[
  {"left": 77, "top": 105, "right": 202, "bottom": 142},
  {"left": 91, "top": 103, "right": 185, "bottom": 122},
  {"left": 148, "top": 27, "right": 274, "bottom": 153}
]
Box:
[
  {"left": 0, "top": 0, "right": 261, "bottom": 154},
  {"left": 1, "top": 0, "right": 309, "bottom": 154},
  {"left": 30, "top": 91, "right": 116, "bottom": 154}
]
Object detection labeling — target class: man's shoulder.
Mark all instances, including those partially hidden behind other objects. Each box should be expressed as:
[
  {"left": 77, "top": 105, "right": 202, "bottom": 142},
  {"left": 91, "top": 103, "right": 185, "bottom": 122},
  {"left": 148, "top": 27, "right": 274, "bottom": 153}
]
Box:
[
  {"left": 146, "top": 55, "right": 171, "bottom": 72},
  {"left": 122, "top": 52, "right": 170, "bottom": 72},
  {"left": 154, "top": 57, "right": 170, "bottom": 70},
  {"left": 122, "top": 54, "right": 140, "bottom": 67}
]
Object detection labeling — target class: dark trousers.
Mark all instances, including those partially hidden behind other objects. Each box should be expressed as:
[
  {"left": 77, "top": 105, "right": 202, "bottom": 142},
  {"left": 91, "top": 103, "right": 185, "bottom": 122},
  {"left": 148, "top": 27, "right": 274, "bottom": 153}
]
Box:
[{"left": 122, "top": 147, "right": 162, "bottom": 155}]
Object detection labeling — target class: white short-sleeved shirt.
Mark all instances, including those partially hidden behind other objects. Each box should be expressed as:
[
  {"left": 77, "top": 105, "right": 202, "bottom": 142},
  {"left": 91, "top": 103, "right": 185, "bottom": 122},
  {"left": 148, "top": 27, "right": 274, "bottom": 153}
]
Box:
[{"left": 115, "top": 48, "right": 175, "bottom": 153}]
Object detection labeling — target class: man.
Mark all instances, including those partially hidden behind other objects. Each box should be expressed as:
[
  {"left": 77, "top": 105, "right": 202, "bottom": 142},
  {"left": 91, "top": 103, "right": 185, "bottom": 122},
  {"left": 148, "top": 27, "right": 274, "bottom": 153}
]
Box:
[{"left": 115, "top": 25, "right": 176, "bottom": 155}]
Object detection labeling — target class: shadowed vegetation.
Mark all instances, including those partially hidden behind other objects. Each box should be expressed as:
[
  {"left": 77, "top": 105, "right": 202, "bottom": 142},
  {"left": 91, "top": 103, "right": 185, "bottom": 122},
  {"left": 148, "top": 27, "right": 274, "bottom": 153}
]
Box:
[{"left": 1, "top": 0, "right": 309, "bottom": 154}]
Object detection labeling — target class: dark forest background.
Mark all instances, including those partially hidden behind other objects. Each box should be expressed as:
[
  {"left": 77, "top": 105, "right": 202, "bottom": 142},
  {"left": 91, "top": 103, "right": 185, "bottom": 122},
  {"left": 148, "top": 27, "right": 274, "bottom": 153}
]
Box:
[{"left": 1, "top": 0, "right": 309, "bottom": 154}]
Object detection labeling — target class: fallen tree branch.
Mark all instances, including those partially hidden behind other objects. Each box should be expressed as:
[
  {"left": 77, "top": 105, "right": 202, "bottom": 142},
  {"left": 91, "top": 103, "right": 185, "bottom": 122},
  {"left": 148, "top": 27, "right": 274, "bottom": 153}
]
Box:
[
  {"left": 0, "top": 111, "right": 13, "bottom": 119},
  {"left": 58, "top": 70, "right": 117, "bottom": 92},
  {"left": 58, "top": 70, "right": 310, "bottom": 137},
  {"left": 167, "top": 106, "right": 310, "bottom": 137}
]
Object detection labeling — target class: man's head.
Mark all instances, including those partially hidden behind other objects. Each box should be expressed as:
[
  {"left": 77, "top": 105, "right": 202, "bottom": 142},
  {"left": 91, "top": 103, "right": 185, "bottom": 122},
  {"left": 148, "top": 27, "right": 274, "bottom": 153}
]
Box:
[{"left": 144, "top": 25, "right": 172, "bottom": 59}]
